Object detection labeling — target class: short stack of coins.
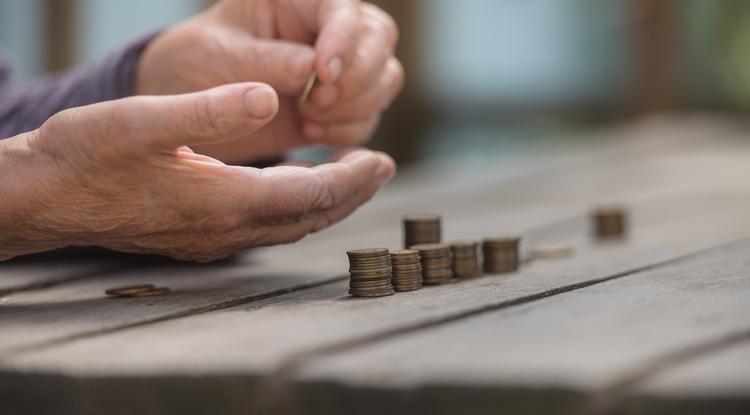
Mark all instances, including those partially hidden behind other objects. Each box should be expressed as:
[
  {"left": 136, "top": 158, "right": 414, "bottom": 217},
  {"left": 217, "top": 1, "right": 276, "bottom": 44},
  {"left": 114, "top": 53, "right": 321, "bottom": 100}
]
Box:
[
  {"left": 390, "top": 249, "right": 423, "bottom": 291},
  {"left": 403, "top": 214, "right": 441, "bottom": 248},
  {"left": 412, "top": 243, "right": 453, "bottom": 284},
  {"left": 450, "top": 241, "right": 481, "bottom": 279},
  {"left": 482, "top": 237, "right": 520, "bottom": 273},
  {"left": 593, "top": 206, "right": 626, "bottom": 239},
  {"left": 347, "top": 248, "right": 395, "bottom": 298}
]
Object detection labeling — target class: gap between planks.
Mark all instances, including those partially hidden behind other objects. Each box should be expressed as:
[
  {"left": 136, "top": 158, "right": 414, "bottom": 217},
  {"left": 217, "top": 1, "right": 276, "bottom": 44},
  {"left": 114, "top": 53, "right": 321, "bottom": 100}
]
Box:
[
  {"left": 0, "top": 275, "right": 346, "bottom": 361},
  {"left": 0, "top": 214, "right": 580, "bottom": 361},
  {"left": 0, "top": 263, "right": 135, "bottom": 298},
  {"left": 267, "top": 235, "right": 750, "bottom": 376},
  {"left": 583, "top": 326, "right": 750, "bottom": 414}
]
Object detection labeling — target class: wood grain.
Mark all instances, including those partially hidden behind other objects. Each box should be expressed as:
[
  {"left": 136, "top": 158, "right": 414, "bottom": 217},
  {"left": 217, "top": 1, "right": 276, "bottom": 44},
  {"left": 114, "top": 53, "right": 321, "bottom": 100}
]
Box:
[{"left": 2, "top": 118, "right": 750, "bottom": 414}]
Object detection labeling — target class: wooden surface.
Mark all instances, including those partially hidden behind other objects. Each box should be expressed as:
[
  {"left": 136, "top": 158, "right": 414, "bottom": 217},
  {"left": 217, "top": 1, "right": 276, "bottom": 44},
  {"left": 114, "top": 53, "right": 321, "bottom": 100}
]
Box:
[{"left": 2, "top": 116, "right": 750, "bottom": 414}]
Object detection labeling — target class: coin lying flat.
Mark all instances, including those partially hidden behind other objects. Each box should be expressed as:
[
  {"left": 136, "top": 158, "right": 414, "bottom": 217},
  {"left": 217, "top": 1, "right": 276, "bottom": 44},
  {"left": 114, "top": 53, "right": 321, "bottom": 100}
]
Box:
[
  {"left": 105, "top": 284, "right": 155, "bottom": 297},
  {"left": 126, "top": 287, "right": 171, "bottom": 297},
  {"left": 530, "top": 245, "right": 574, "bottom": 259}
]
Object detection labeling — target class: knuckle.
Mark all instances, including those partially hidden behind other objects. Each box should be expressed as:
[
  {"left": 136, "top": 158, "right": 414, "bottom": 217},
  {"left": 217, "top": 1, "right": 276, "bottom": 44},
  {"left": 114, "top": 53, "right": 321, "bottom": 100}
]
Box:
[
  {"left": 362, "top": 3, "right": 399, "bottom": 45},
  {"left": 311, "top": 170, "right": 337, "bottom": 211},
  {"left": 188, "top": 94, "right": 225, "bottom": 138}
]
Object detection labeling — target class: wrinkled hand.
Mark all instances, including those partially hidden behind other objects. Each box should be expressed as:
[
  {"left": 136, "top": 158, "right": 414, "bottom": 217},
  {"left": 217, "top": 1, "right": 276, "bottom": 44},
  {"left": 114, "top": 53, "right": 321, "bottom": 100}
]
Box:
[
  {"left": 136, "top": 0, "right": 404, "bottom": 164},
  {"left": 0, "top": 83, "right": 395, "bottom": 261}
]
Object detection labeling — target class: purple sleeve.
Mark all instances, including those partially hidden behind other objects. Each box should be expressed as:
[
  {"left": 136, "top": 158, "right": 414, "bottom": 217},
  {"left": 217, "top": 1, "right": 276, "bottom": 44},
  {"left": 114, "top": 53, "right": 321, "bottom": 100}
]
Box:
[{"left": 0, "top": 33, "right": 158, "bottom": 139}]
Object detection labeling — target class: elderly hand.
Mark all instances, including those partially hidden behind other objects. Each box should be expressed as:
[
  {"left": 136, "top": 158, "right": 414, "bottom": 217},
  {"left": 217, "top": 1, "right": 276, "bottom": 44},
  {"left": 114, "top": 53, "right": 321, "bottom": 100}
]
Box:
[
  {"left": 135, "top": 0, "right": 403, "bottom": 165},
  {"left": 0, "top": 83, "right": 395, "bottom": 261}
]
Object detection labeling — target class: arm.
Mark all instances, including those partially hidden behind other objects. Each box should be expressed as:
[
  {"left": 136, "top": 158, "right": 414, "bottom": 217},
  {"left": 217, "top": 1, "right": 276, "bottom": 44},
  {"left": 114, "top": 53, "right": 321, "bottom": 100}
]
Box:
[
  {"left": 0, "top": 83, "right": 395, "bottom": 261},
  {"left": 0, "top": 33, "right": 156, "bottom": 139}
]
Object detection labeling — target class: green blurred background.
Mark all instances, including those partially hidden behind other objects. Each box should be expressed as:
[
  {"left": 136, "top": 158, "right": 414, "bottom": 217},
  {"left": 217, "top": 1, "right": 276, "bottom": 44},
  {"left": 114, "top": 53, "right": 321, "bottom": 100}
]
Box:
[{"left": 2, "top": 0, "right": 749, "bottom": 165}]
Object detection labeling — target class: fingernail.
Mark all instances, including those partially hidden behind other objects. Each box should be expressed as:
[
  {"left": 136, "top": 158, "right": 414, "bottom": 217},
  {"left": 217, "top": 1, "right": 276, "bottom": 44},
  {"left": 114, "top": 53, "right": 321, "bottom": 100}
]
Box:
[
  {"left": 304, "top": 123, "right": 325, "bottom": 141},
  {"left": 243, "top": 87, "right": 276, "bottom": 118},
  {"left": 327, "top": 57, "right": 343, "bottom": 82},
  {"left": 374, "top": 154, "right": 396, "bottom": 183}
]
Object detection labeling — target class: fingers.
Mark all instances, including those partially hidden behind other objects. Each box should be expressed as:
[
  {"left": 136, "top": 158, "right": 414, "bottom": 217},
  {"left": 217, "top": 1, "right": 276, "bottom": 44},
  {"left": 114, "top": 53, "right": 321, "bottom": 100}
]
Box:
[
  {"left": 304, "top": 115, "right": 380, "bottom": 147},
  {"left": 336, "top": 4, "right": 398, "bottom": 102},
  {"left": 236, "top": 39, "right": 316, "bottom": 95},
  {"left": 315, "top": 0, "right": 362, "bottom": 84},
  {"left": 43, "top": 83, "right": 280, "bottom": 155},
  {"left": 248, "top": 149, "right": 394, "bottom": 227},
  {"left": 305, "top": 57, "right": 403, "bottom": 122},
  {"left": 251, "top": 150, "right": 397, "bottom": 245}
]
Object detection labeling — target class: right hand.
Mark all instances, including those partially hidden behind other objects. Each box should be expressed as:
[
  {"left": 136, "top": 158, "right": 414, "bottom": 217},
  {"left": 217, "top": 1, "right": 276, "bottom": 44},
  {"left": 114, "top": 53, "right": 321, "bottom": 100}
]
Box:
[{"left": 0, "top": 83, "right": 395, "bottom": 262}]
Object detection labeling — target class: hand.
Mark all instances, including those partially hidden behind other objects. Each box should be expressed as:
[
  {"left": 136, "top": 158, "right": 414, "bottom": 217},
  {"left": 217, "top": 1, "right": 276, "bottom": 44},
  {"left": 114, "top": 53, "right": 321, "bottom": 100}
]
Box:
[
  {"left": 0, "top": 83, "right": 395, "bottom": 262},
  {"left": 135, "top": 0, "right": 404, "bottom": 164}
]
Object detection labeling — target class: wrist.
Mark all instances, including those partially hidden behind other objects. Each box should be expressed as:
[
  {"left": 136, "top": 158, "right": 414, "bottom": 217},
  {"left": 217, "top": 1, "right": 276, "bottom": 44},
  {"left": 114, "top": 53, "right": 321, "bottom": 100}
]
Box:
[{"left": 0, "top": 133, "right": 70, "bottom": 259}]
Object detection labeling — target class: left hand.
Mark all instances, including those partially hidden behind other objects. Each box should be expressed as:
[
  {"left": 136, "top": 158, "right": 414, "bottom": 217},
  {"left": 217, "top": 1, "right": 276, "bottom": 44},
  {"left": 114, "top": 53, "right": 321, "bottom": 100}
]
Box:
[{"left": 135, "top": 0, "right": 404, "bottom": 164}]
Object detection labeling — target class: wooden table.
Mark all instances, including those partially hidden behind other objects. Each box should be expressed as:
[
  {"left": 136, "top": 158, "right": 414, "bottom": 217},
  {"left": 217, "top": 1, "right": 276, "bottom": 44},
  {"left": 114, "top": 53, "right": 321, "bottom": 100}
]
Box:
[{"left": 2, "top": 117, "right": 750, "bottom": 415}]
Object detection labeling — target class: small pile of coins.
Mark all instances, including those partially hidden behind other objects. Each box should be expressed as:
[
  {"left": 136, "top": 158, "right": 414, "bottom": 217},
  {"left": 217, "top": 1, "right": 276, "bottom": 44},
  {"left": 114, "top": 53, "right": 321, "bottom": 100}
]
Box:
[
  {"left": 412, "top": 243, "right": 453, "bottom": 284},
  {"left": 593, "top": 206, "right": 627, "bottom": 239},
  {"left": 482, "top": 237, "right": 520, "bottom": 273},
  {"left": 450, "top": 241, "right": 481, "bottom": 279},
  {"left": 347, "top": 248, "right": 395, "bottom": 298},
  {"left": 403, "top": 214, "right": 441, "bottom": 248},
  {"left": 105, "top": 284, "right": 170, "bottom": 298},
  {"left": 390, "top": 249, "right": 423, "bottom": 291}
]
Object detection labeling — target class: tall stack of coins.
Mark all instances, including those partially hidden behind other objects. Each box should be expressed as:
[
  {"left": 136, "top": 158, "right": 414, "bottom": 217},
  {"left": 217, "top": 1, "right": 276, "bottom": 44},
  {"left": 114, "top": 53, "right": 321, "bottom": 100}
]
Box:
[
  {"left": 450, "top": 241, "right": 481, "bottom": 279},
  {"left": 482, "top": 237, "right": 520, "bottom": 273},
  {"left": 347, "top": 248, "right": 394, "bottom": 298},
  {"left": 412, "top": 243, "right": 453, "bottom": 284},
  {"left": 403, "top": 214, "right": 441, "bottom": 248},
  {"left": 390, "top": 249, "right": 423, "bottom": 291},
  {"left": 593, "top": 206, "right": 626, "bottom": 239}
]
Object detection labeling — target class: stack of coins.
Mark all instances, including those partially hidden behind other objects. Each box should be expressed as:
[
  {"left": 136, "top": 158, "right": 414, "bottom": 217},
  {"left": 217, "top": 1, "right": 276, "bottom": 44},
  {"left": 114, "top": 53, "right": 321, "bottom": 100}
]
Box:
[
  {"left": 390, "top": 249, "right": 423, "bottom": 291},
  {"left": 482, "top": 237, "right": 520, "bottom": 273},
  {"left": 347, "top": 248, "right": 395, "bottom": 298},
  {"left": 593, "top": 206, "right": 626, "bottom": 239},
  {"left": 403, "top": 214, "right": 441, "bottom": 248},
  {"left": 451, "top": 241, "right": 481, "bottom": 279},
  {"left": 412, "top": 243, "right": 453, "bottom": 284}
]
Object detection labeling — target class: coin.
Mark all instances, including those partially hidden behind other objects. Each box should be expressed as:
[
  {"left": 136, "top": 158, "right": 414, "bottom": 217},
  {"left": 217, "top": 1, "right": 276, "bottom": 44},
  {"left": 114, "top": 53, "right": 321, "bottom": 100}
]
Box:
[
  {"left": 298, "top": 72, "right": 317, "bottom": 110},
  {"left": 451, "top": 241, "right": 481, "bottom": 279},
  {"left": 128, "top": 287, "right": 171, "bottom": 297},
  {"left": 593, "top": 206, "right": 626, "bottom": 239},
  {"left": 105, "top": 284, "right": 155, "bottom": 297},
  {"left": 389, "top": 248, "right": 422, "bottom": 292},
  {"left": 348, "top": 248, "right": 395, "bottom": 298},
  {"left": 403, "top": 214, "right": 441, "bottom": 248},
  {"left": 483, "top": 237, "right": 520, "bottom": 273},
  {"left": 530, "top": 245, "right": 574, "bottom": 259},
  {"left": 412, "top": 243, "right": 452, "bottom": 284}
]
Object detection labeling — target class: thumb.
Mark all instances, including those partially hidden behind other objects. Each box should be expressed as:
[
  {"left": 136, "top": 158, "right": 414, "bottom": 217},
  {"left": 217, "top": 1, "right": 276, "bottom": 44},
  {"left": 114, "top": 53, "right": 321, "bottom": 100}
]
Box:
[
  {"left": 240, "top": 39, "right": 316, "bottom": 95},
  {"left": 48, "top": 83, "right": 279, "bottom": 153}
]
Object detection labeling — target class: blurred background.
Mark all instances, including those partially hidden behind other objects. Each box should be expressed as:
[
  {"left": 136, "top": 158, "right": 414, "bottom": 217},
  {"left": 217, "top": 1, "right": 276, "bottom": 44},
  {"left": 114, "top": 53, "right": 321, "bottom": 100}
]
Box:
[{"left": 1, "top": 0, "right": 749, "bottom": 165}]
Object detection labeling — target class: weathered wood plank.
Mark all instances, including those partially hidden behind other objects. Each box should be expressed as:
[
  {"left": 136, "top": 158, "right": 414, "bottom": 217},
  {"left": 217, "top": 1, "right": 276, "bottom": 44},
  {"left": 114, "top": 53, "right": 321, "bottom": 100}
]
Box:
[
  {"left": 628, "top": 334, "right": 750, "bottom": 401},
  {"left": 1, "top": 119, "right": 739, "bottom": 358},
  {"left": 282, "top": 238, "right": 750, "bottom": 414},
  {"left": 5, "top": 190, "right": 749, "bottom": 378},
  {"left": 0, "top": 258, "right": 122, "bottom": 296}
]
